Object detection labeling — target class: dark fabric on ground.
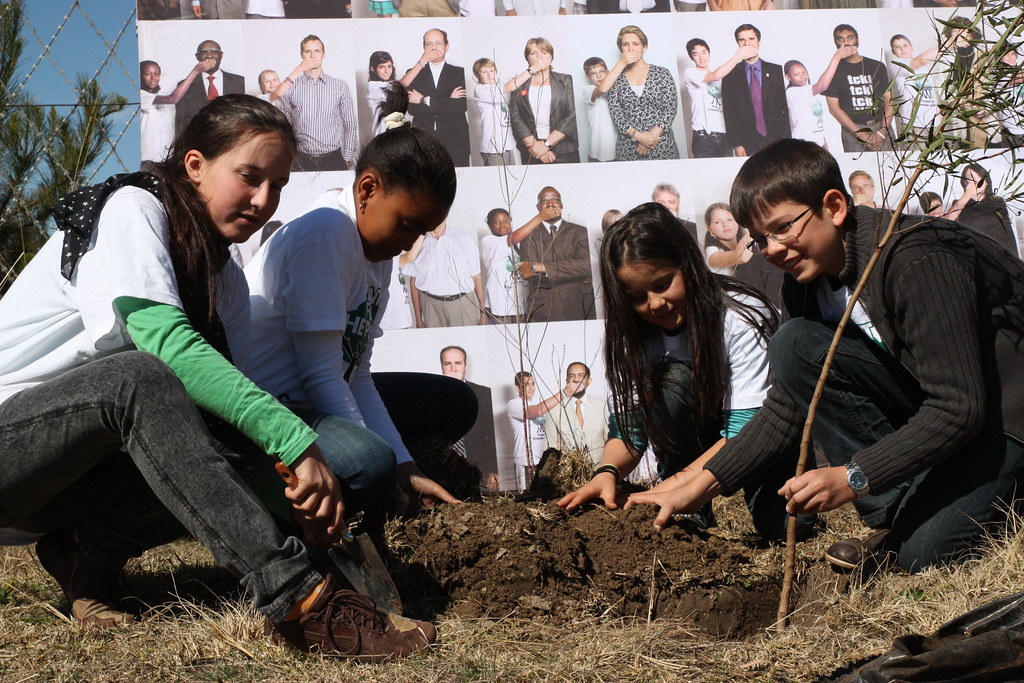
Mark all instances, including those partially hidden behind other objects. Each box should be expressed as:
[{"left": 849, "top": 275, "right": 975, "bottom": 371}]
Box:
[{"left": 822, "top": 591, "right": 1024, "bottom": 682}]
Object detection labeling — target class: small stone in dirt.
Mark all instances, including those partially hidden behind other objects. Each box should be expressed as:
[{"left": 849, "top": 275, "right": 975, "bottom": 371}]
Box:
[{"left": 520, "top": 595, "right": 552, "bottom": 611}]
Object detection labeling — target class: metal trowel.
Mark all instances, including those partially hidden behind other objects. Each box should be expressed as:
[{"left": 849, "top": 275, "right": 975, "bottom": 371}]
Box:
[{"left": 275, "top": 462, "right": 403, "bottom": 614}]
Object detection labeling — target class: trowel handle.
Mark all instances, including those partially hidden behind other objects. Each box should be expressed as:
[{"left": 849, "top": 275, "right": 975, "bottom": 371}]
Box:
[
  {"left": 275, "top": 461, "right": 298, "bottom": 490},
  {"left": 275, "top": 461, "right": 354, "bottom": 542}
]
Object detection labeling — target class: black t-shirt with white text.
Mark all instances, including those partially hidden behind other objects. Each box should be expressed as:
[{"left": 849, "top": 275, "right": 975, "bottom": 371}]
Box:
[{"left": 824, "top": 57, "right": 891, "bottom": 125}]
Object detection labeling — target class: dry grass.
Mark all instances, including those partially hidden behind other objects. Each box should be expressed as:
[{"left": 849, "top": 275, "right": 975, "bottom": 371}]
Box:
[{"left": 3, "top": 497, "right": 1024, "bottom": 682}]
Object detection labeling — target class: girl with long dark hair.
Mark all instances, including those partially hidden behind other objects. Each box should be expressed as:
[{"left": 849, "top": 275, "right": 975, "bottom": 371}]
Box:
[
  {"left": 558, "top": 202, "right": 811, "bottom": 539},
  {"left": 0, "top": 94, "right": 435, "bottom": 658}
]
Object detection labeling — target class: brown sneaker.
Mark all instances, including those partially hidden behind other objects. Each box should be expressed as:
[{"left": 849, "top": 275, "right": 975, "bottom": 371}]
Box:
[
  {"left": 266, "top": 575, "right": 436, "bottom": 660},
  {"left": 35, "top": 528, "right": 135, "bottom": 627}
]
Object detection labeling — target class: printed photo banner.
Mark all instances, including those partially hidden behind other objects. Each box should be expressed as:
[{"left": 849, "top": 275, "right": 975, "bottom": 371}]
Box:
[{"left": 138, "top": 4, "right": 1024, "bottom": 490}]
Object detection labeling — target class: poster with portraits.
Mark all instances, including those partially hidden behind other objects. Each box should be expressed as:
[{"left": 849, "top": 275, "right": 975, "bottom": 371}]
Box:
[{"left": 138, "top": 1, "right": 1023, "bottom": 491}]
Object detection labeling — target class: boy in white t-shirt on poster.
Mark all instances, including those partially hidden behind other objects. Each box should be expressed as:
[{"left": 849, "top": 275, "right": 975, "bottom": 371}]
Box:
[
  {"left": 682, "top": 38, "right": 754, "bottom": 159},
  {"left": 471, "top": 58, "right": 516, "bottom": 166},
  {"left": 783, "top": 47, "right": 853, "bottom": 151},
  {"left": 582, "top": 57, "right": 616, "bottom": 162},
  {"left": 506, "top": 371, "right": 566, "bottom": 491},
  {"left": 888, "top": 34, "right": 940, "bottom": 144}
]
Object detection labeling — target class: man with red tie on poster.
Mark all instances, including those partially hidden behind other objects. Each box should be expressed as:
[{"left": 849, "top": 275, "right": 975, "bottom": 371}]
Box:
[{"left": 174, "top": 39, "right": 245, "bottom": 135}]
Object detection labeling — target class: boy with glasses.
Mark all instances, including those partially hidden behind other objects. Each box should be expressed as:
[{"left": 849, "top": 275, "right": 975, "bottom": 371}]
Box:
[{"left": 628, "top": 138, "right": 1024, "bottom": 574}]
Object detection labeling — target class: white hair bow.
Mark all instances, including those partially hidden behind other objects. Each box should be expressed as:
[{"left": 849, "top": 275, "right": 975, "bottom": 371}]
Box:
[{"left": 383, "top": 112, "right": 409, "bottom": 130}]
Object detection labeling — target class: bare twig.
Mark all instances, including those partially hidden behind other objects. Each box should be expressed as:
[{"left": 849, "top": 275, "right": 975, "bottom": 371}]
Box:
[{"left": 647, "top": 551, "right": 657, "bottom": 623}]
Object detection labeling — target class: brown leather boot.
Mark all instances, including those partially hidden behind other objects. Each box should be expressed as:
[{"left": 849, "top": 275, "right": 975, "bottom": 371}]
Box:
[
  {"left": 824, "top": 529, "right": 891, "bottom": 570},
  {"left": 266, "top": 575, "right": 436, "bottom": 660}
]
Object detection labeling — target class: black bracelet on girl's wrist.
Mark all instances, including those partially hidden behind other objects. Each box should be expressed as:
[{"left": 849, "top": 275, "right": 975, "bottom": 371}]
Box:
[{"left": 593, "top": 464, "right": 620, "bottom": 482}]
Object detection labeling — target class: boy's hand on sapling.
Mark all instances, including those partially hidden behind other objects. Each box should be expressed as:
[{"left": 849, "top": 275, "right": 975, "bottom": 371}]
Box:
[{"left": 778, "top": 465, "right": 855, "bottom": 514}]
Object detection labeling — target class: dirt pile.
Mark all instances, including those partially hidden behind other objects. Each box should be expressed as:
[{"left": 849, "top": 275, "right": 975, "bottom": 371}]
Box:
[{"left": 391, "top": 499, "right": 782, "bottom": 638}]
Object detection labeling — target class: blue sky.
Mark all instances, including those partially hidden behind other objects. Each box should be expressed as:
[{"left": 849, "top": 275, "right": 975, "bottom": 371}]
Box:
[{"left": 21, "top": 1, "right": 140, "bottom": 175}]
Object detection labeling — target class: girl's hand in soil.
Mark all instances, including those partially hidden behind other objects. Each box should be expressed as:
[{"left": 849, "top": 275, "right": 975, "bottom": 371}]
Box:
[
  {"left": 625, "top": 469, "right": 721, "bottom": 531},
  {"left": 557, "top": 475, "right": 623, "bottom": 511},
  {"left": 778, "top": 465, "right": 854, "bottom": 514},
  {"left": 395, "top": 461, "right": 460, "bottom": 514},
  {"left": 644, "top": 465, "right": 700, "bottom": 495}
]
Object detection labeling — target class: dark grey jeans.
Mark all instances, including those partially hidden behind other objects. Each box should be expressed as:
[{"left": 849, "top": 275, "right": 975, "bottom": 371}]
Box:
[
  {"left": 770, "top": 318, "right": 1024, "bottom": 571},
  {"left": 0, "top": 351, "right": 321, "bottom": 622}
]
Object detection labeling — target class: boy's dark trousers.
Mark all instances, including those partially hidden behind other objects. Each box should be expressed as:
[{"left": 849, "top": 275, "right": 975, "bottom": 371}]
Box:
[{"left": 770, "top": 317, "right": 1024, "bottom": 571}]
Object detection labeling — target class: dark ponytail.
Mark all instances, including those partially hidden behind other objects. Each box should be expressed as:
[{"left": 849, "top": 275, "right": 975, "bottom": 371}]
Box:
[{"left": 356, "top": 85, "right": 456, "bottom": 212}]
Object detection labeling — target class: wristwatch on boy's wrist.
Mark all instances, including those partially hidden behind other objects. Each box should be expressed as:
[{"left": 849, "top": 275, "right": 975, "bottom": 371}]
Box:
[{"left": 845, "top": 462, "right": 870, "bottom": 498}]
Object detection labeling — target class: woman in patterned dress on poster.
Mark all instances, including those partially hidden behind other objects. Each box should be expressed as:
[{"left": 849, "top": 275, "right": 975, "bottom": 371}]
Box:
[{"left": 597, "top": 25, "right": 680, "bottom": 161}]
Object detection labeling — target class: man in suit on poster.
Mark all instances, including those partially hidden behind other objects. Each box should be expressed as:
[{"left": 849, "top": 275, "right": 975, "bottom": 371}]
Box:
[
  {"left": 516, "top": 186, "right": 596, "bottom": 324},
  {"left": 721, "top": 24, "right": 789, "bottom": 157},
  {"left": 440, "top": 346, "right": 498, "bottom": 491},
  {"left": 544, "top": 362, "right": 607, "bottom": 466},
  {"left": 406, "top": 29, "right": 471, "bottom": 167},
  {"left": 174, "top": 39, "right": 244, "bottom": 135}
]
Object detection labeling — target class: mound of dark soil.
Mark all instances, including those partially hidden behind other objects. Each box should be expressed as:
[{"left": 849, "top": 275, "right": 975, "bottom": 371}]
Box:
[{"left": 391, "top": 499, "right": 781, "bottom": 638}]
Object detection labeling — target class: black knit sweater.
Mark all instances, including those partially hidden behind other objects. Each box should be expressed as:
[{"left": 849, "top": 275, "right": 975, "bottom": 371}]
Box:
[{"left": 707, "top": 206, "right": 1024, "bottom": 496}]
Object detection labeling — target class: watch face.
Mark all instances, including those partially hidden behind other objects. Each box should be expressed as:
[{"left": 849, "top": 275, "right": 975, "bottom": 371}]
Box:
[{"left": 848, "top": 469, "right": 869, "bottom": 492}]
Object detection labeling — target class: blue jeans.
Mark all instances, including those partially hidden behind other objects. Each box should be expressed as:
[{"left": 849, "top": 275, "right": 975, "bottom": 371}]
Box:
[
  {"left": 213, "top": 371, "right": 474, "bottom": 529},
  {"left": 652, "top": 359, "right": 815, "bottom": 541},
  {"left": 770, "top": 318, "right": 1024, "bottom": 571},
  {"left": 294, "top": 409, "right": 395, "bottom": 519},
  {"left": 0, "top": 352, "right": 319, "bottom": 622},
  {"left": 216, "top": 407, "right": 397, "bottom": 534}
]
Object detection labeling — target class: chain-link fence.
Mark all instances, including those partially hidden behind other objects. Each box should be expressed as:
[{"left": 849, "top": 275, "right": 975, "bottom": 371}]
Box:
[{"left": 1, "top": 0, "right": 138, "bottom": 291}]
